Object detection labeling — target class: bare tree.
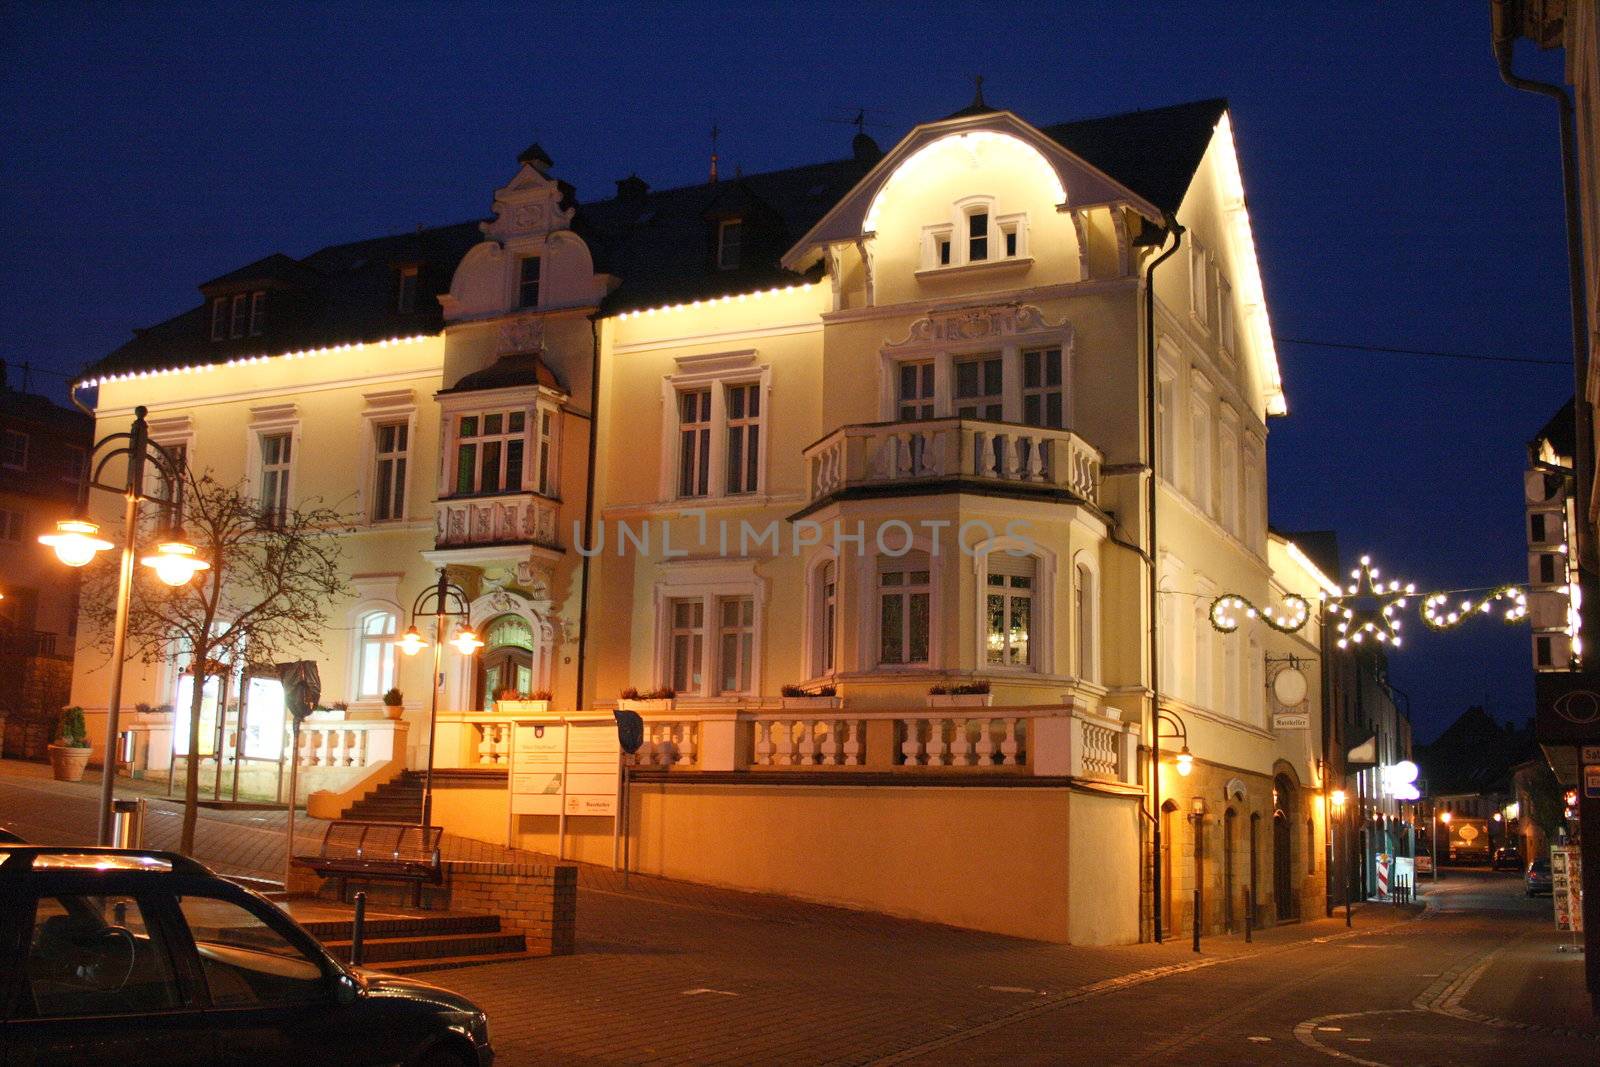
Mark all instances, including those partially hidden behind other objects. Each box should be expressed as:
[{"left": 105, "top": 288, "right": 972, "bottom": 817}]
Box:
[{"left": 81, "top": 467, "right": 351, "bottom": 854}]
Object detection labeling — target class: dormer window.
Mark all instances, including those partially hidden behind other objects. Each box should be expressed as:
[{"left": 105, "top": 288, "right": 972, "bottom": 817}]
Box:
[
  {"left": 397, "top": 265, "right": 419, "bottom": 313},
  {"left": 518, "top": 256, "right": 541, "bottom": 309},
  {"left": 209, "top": 290, "right": 266, "bottom": 341},
  {"left": 717, "top": 219, "right": 742, "bottom": 270},
  {"left": 922, "top": 200, "right": 1027, "bottom": 272}
]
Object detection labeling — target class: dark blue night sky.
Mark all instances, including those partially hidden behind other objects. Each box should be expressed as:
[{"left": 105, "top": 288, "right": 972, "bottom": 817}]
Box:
[{"left": 0, "top": 2, "right": 1575, "bottom": 742}]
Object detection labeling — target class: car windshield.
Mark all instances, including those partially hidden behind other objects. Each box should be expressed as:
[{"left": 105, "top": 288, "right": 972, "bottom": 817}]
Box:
[{"left": 1531, "top": 860, "right": 1550, "bottom": 872}]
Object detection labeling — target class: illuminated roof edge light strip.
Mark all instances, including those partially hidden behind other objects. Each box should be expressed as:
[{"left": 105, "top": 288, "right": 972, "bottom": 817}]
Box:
[{"left": 77, "top": 334, "right": 433, "bottom": 389}]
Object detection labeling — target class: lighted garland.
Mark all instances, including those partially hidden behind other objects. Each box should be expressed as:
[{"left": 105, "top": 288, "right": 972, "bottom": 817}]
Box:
[
  {"left": 1421, "top": 586, "right": 1528, "bottom": 630},
  {"left": 1210, "top": 593, "right": 1311, "bottom": 634},
  {"left": 1328, "top": 555, "right": 1415, "bottom": 649}
]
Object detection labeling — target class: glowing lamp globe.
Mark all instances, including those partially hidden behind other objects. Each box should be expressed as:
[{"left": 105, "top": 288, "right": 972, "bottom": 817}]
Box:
[
  {"left": 450, "top": 628, "right": 484, "bottom": 655},
  {"left": 39, "top": 519, "right": 114, "bottom": 567},
  {"left": 140, "top": 540, "right": 209, "bottom": 587},
  {"left": 1439, "top": 811, "right": 1452, "bottom": 825},
  {"left": 397, "top": 626, "right": 426, "bottom": 656},
  {"left": 1331, "top": 789, "right": 1346, "bottom": 809},
  {"left": 1175, "top": 746, "right": 1194, "bottom": 777}
]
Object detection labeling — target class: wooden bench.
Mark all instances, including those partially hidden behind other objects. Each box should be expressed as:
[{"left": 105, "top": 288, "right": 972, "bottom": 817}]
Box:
[{"left": 292, "top": 821, "right": 443, "bottom": 907}]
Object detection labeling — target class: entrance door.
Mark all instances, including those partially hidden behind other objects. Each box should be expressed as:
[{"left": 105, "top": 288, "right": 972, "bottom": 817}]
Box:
[
  {"left": 476, "top": 614, "right": 535, "bottom": 709},
  {"left": 1273, "top": 774, "right": 1296, "bottom": 920}
]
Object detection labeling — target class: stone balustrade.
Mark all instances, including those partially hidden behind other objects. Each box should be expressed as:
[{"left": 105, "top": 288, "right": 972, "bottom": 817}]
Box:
[
  {"left": 296, "top": 718, "right": 403, "bottom": 769},
  {"left": 434, "top": 490, "right": 560, "bottom": 550},
  {"left": 804, "top": 417, "right": 1102, "bottom": 505}
]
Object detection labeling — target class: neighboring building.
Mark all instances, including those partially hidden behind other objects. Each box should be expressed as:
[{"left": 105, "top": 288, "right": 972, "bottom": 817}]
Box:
[
  {"left": 69, "top": 94, "right": 1329, "bottom": 944},
  {"left": 0, "top": 366, "right": 93, "bottom": 757},
  {"left": 1415, "top": 705, "right": 1534, "bottom": 865}
]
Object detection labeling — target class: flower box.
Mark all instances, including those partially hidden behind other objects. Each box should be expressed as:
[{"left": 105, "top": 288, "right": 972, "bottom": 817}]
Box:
[
  {"left": 780, "top": 695, "right": 842, "bottom": 710},
  {"left": 618, "top": 698, "right": 674, "bottom": 713},
  {"left": 926, "top": 693, "right": 994, "bottom": 709},
  {"left": 496, "top": 699, "right": 552, "bottom": 715}
]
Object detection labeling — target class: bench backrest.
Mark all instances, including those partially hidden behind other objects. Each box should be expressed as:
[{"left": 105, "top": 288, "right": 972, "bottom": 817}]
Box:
[{"left": 319, "top": 821, "right": 442, "bottom": 865}]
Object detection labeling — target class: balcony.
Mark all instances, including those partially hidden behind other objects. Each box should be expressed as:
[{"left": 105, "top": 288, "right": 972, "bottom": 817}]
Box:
[
  {"left": 803, "top": 418, "right": 1102, "bottom": 508},
  {"left": 434, "top": 491, "right": 561, "bottom": 551}
]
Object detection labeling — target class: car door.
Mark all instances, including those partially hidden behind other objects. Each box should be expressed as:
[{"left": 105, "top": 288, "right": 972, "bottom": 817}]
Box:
[
  {"left": 164, "top": 889, "right": 422, "bottom": 1067},
  {"left": 2, "top": 891, "right": 215, "bottom": 1067}
]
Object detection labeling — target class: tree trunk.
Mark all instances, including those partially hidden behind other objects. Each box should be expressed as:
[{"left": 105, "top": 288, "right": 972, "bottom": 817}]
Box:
[{"left": 179, "top": 662, "right": 206, "bottom": 854}]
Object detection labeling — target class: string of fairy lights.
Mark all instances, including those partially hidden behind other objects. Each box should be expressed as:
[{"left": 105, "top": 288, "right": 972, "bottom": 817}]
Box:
[{"left": 1198, "top": 553, "right": 1532, "bottom": 649}]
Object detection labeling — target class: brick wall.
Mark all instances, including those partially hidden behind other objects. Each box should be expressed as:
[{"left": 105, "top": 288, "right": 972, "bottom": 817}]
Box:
[{"left": 287, "top": 857, "right": 577, "bottom": 956}]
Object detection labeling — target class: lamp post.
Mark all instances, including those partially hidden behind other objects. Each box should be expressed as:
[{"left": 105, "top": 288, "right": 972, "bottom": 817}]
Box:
[
  {"left": 1152, "top": 710, "right": 1193, "bottom": 943},
  {"left": 396, "top": 569, "right": 482, "bottom": 828},
  {"left": 38, "top": 405, "right": 205, "bottom": 845},
  {"left": 1435, "top": 810, "right": 1451, "bottom": 881},
  {"left": 1331, "top": 789, "right": 1349, "bottom": 926}
]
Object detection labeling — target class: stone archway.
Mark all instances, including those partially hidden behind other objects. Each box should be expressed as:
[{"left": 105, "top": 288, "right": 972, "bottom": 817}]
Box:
[{"left": 444, "top": 584, "right": 555, "bottom": 711}]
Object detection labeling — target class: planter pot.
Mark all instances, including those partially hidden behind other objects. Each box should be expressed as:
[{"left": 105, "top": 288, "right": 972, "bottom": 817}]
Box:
[
  {"left": 781, "top": 696, "right": 841, "bottom": 710},
  {"left": 496, "top": 699, "right": 551, "bottom": 715},
  {"left": 618, "top": 698, "right": 674, "bottom": 713},
  {"left": 926, "top": 693, "right": 993, "bottom": 709},
  {"left": 382, "top": 703, "right": 405, "bottom": 720},
  {"left": 48, "top": 744, "right": 92, "bottom": 782}
]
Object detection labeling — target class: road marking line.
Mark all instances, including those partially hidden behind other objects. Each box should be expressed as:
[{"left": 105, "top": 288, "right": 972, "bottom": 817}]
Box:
[
  {"left": 1294, "top": 1009, "right": 1412, "bottom": 1066},
  {"left": 681, "top": 988, "right": 738, "bottom": 997}
]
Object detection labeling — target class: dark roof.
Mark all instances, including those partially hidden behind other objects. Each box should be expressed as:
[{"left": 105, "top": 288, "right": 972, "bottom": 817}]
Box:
[
  {"left": 1042, "top": 97, "right": 1228, "bottom": 218},
  {"left": 1533, "top": 397, "right": 1575, "bottom": 459},
  {"left": 439, "top": 351, "right": 564, "bottom": 396},
  {"left": 84, "top": 221, "right": 483, "bottom": 381},
  {"left": 86, "top": 97, "right": 1228, "bottom": 378},
  {"left": 1415, "top": 705, "right": 1537, "bottom": 794}
]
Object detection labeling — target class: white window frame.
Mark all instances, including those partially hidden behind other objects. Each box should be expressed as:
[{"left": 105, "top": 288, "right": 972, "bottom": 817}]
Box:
[
  {"left": 517, "top": 255, "right": 541, "bottom": 309},
  {"left": 357, "top": 390, "right": 417, "bottom": 525},
  {"left": 1189, "top": 375, "right": 1214, "bottom": 516},
  {"left": 675, "top": 387, "right": 713, "bottom": 498},
  {"left": 1217, "top": 274, "right": 1235, "bottom": 355},
  {"left": 1217, "top": 409, "right": 1240, "bottom": 537},
  {"left": 667, "top": 597, "right": 706, "bottom": 694},
  {"left": 353, "top": 608, "right": 400, "bottom": 701},
  {"left": 1192, "top": 578, "right": 1216, "bottom": 708},
  {"left": 1242, "top": 435, "right": 1265, "bottom": 553},
  {"left": 714, "top": 595, "right": 756, "bottom": 695},
  {"left": 345, "top": 576, "right": 404, "bottom": 709},
  {"left": 1156, "top": 353, "right": 1178, "bottom": 485},
  {"left": 652, "top": 561, "right": 766, "bottom": 700},
  {"left": 246, "top": 404, "right": 299, "bottom": 529},
  {"left": 658, "top": 351, "right": 771, "bottom": 504},
  {"left": 1158, "top": 555, "right": 1184, "bottom": 695},
  {"left": 877, "top": 550, "right": 934, "bottom": 669},
  {"left": 437, "top": 385, "right": 563, "bottom": 504},
  {"left": 972, "top": 539, "right": 1056, "bottom": 674},
  {"left": 920, "top": 196, "right": 1029, "bottom": 272},
  {"left": 878, "top": 325, "right": 1075, "bottom": 428},
  {"left": 1020, "top": 345, "right": 1065, "bottom": 429},
  {"left": 1189, "top": 240, "right": 1210, "bottom": 329},
  {"left": 716, "top": 219, "right": 742, "bottom": 270},
  {"left": 803, "top": 550, "right": 840, "bottom": 681},
  {"left": 1073, "top": 552, "right": 1099, "bottom": 683}
]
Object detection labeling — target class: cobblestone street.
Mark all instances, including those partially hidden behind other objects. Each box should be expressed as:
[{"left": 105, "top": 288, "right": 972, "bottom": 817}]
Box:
[{"left": 2, "top": 761, "right": 1596, "bottom": 1064}]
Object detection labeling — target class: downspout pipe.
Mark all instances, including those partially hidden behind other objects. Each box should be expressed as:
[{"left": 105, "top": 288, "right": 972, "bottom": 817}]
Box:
[
  {"left": 1494, "top": 21, "right": 1595, "bottom": 576},
  {"left": 574, "top": 314, "right": 603, "bottom": 710},
  {"left": 1145, "top": 213, "right": 1183, "bottom": 943}
]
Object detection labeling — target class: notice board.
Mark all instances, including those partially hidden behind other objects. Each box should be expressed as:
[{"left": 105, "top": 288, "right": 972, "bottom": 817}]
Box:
[{"left": 507, "top": 715, "right": 621, "bottom": 820}]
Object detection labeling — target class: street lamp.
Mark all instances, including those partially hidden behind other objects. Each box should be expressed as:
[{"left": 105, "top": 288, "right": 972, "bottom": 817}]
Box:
[
  {"left": 38, "top": 405, "right": 201, "bottom": 845},
  {"left": 396, "top": 568, "right": 482, "bottom": 827},
  {"left": 1433, "top": 810, "right": 1452, "bottom": 881},
  {"left": 1331, "top": 789, "right": 1350, "bottom": 926},
  {"left": 1151, "top": 709, "right": 1191, "bottom": 944}
]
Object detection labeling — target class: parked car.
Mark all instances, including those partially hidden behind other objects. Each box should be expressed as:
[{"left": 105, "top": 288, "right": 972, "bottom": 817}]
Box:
[
  {"left": 1527, "top": 858, "right": 1554, "bottom": 897},
  {"left": 0, "top": 845, "right": 492, "bottom": 1066},
  {"left": 1491, "top": 846, "right": 1522, "bottom": 871}
]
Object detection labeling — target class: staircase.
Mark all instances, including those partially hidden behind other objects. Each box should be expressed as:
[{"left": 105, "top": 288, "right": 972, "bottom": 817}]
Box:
[
  {"left": 341, "top": 770, "right": 425, "bottom": 822},
  {"left": 297, "top": 910, "right": 533, "bottom": 974}
]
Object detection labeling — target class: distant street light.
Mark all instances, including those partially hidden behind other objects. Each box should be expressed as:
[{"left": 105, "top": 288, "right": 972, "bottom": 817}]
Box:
[{"left": 38, "top": 405, "right": 202, "bottom": 844}]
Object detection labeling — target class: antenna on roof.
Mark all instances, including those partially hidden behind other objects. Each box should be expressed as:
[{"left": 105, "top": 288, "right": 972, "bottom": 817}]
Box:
[
  {"left": 973, "top": 74, "right": 986, "bottom": 108},
  {"left": 709, "top": 123, "right": 720, "bottom": 185}
]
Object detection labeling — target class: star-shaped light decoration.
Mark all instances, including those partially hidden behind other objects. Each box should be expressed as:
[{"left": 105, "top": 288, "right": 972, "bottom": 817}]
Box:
[{"left": 1328, "top": 554, "right": 1415, "bottom": 649}]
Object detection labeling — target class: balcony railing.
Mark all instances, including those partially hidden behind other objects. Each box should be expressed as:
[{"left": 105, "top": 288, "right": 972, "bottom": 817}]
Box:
[
  {"left": 804, "top": 418, "right": 1102, "bottom": 506},
  {"left": 434, "top": 491, "right": 560, "bottom": 550}
]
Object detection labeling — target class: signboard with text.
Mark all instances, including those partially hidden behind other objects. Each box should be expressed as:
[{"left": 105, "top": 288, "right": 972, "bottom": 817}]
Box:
[
  {"left": 1272, "top": 711, "right": 1310, "bottom": 731},
  {"left": 506, "top": 716, "right": 621, "bottom": 820}
]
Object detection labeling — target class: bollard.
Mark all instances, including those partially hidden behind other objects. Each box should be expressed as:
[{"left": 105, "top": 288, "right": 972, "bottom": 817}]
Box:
[
  {"left": 110, "top": 797, "right": 146, "bottom": 849},
  {"left": 1245, "top": 888, "right": 1253, "bottom": 943},
  {"left": 1192, "top": 890, "right": 1201, "bottom": 953},
  {"left": 351, "top": 892, "right": 367, "bottom": 968}
]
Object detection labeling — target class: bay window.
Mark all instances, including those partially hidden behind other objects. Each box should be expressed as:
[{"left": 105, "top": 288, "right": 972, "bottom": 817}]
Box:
[
  {"left": 878, "top": 552, "right": 931, "bottom": 666},
  {"left": 984, "top": 553, "right": 1034, "bottom": 668},
  {"left": 454, "top": 411, "right": 525, "bottom": 496},
  {"left": 1021, "top": 347, "right": 1064, "bottom": 428},
  {"left": 954, "top": 354, "right": 1003, "bottom": 420}
]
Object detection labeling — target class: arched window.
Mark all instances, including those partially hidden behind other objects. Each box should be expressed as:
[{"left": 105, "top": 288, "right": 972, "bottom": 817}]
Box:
[
  {"left": 985, "top": 552, "right": 1035, "bottom": 668},
  {"left": 354, "top": 610, "right": 397, "bottom": 700},
  {"left": 1074, "top": 562, "right": 1097, "bottom": 682},
  {"left": 815, "top": 559, "right": 837, "bottom": 676},
  {"left": 478, "top": 614, "right": 534, "bottom": 709}
]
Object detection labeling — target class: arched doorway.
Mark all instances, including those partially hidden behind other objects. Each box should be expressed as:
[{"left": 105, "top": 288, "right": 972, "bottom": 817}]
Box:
[
  {"left": 476, "top": 614, "right": 534, "bottom": 709},
  {"left": 1273, "top": 773, "right": 1296, "bottom": 921}
]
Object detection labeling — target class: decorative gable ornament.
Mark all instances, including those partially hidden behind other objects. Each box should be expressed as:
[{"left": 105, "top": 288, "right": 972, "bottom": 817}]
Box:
[
  {"left": 886, "top": 303, "right": 1064, "bottom": 349},
  {"left": 497, "top": 315, "right": 545, "bottom": 355}
]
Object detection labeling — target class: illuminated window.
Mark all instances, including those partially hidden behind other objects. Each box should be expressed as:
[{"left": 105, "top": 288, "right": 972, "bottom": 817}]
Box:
[
  {"left": 878, "top": 551, "right": 930, "bottom": 666},
  {"left": 371, "top": 421, "right": 408, "bottom": 521},
  {"left": 355, "top": 610, "right": 398, "bottom": 699},
  {"left": 716, "top": 219, "right": 742, "bottom": 270},
  {"left": 517, "top": 256, "right": 541, "bottom": 309},
  {"left": 397, "top": 265, "right": 419, "bottom": 313},
  {"left": 1075, "top": 562, "right": 1097, "bottom": 682},
  {"left": 985, "top": 553, "right": 1034, "bottom": 668},
  {"left": 453, "top": 410, "right": 525, "bottom": 496}
]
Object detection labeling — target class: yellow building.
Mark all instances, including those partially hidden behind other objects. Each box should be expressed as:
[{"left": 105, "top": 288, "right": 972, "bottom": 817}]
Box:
[{"left": 68, "top": 96, "right": 1330, "bottom": 945}]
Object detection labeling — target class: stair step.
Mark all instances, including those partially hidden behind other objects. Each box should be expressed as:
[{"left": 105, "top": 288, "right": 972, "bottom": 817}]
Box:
[
  {"left": 359, "top": 949, "right": 544, "bottom": 975},
  {"left": 326, "top": 929, "right": 526, "bottom": 964},
  {"left": 298, "top": 913, "right": 501, "bottom": 940}
]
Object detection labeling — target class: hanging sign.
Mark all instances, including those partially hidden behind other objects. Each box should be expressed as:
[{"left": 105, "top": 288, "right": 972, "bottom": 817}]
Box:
[{"left": 1585, "top": 763, "right": 1600, "bottom": 800}]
